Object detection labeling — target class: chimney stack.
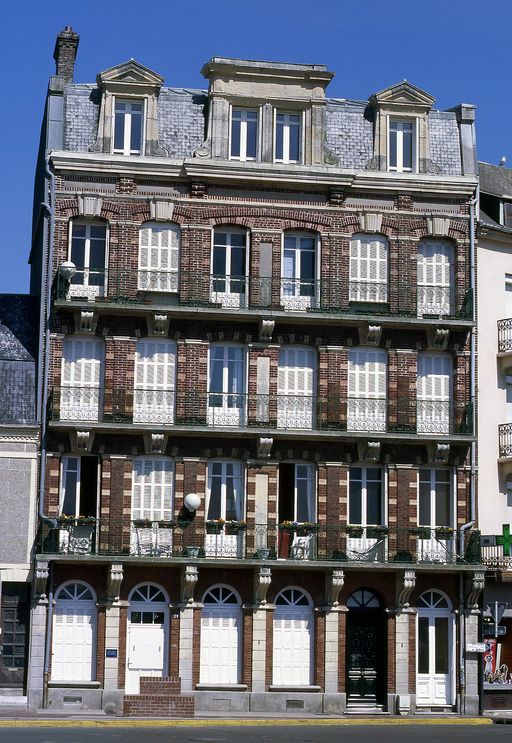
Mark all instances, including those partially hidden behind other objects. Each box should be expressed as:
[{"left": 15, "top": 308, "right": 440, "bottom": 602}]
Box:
[{"left": 53, "top": 26, "right": 79, "bottom": 83}]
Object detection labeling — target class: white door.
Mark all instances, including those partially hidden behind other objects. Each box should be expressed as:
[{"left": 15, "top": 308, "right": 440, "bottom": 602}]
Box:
[
  {"left": 51, "top": 583, "right": 96, "bottom": 682},
  {"left": 417, "top": 240, "right": 453, "bottom": 316},
  {"left": 348, "top": 348, "right": 387, "bottom": 431},
  {"left": 210, "top": 228, "right": 247, "bottom": 307},
  {"left": 134, "top": 340, "right": 176, "bottom": 423},
  {"left": 200, "top": 587, "right": 241, "bottom": 684},
  {"left": 126, "top": 584, "right": 168, "bottom": 694},
  {"left": 417, "top": 591, "right": 453, "bottom": 706},
  {"left": 138, "top": 223, "right": 179, "bottom": 292},
  {"left": 61, "top": 339, "right": 103, "bottom": 421},
  {"left": 417, "top": 354, "right": 451, "bottom": 434},
  {"left": 349, "top": 235, "right": 388, "bottom": 302},
  {"left": 207, "top": 346, "right": 245, "bottom": 426},
  {"left": 272, "top": 588, "right": 312, "bottom": 686},
  {"left": 277, "top": 348, "right": 315, "bottom": 428}
]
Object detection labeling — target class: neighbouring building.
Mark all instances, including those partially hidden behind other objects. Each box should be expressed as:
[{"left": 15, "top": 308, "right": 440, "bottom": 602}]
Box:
[
  {"left": 27, "top": 26, "right": 484, "bottom": 715},
  {"left": 0, "top": 295, "right": 38, "bottom": 702},
  {"left": 477, "top": 161, "right": 512, "bottom": 711}
]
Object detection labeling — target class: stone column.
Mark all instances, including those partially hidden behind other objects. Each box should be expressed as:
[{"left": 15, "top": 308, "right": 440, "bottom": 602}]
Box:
[
  {"left": 395, "top": 609, "right": 415, "bottom": 714},
  {"left": 178, "top": 564, "right": 199, "bottom": 692},
  {"left": 27, "top": 561, "right": 50, "bottom": 710},
  {"left": 251, "top": 566, "right": 272, "bottom": 693},
  {"left": 464, "top": 611, "right": 480, "bottom": 715}
]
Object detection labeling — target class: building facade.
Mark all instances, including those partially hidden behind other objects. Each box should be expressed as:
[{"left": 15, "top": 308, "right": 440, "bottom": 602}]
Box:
[
  {"left": 477, "top": 161, "right": 512, "bottom": 711},
  {"left": 0, "top": 295, "right": 38, "bottom": 701},
  {"left": 28, "top": 27, "right": 484, "bottom": 715}
]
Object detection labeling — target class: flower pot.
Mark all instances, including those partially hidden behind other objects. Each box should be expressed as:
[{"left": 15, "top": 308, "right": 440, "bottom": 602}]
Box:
[
  {"left": 185, "top": 546, "right": 200, "bottom": 557},
  {"left": 256, "top": 548, "right": 270, "bottom": 560}
]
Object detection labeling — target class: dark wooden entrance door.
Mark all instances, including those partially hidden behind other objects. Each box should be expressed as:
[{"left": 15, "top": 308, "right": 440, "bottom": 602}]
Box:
[
  {"left": 0, "top": 585, "right": 29, "bottom": 688},
  {"left": 346, "top": 612, "right": 385, "bottom": 704}
]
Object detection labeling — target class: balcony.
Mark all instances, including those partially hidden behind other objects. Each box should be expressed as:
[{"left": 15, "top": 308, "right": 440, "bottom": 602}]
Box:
[
  {"left": 48, "top": 389, "right": 474, "bottom": 438},
  {"left": 37, "top": 519, "right": 482, "bottom": 566},
  {"left": 54, "top": 269, "right": 474, "bottom": 324},
  {"left": 497, "top": 319, "right": 512, "bottom": 374},
  {"left": 499, "top": 424, "right": 512, "bottom": 459}
]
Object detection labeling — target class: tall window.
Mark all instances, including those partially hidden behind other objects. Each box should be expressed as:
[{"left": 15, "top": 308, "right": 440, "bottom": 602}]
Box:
[
  {"left": 207, "top": 345, "right": 245, "bottom": 426},
  {"left": 388, "top": 119, "right": 415, "bottom": 172},
  {"left": 131, "top": 457, "right": 174, "bottom": 522},
  {"left": 418, "top": 469, "right": 451, "bottom": 528},
  {"left": 68, "top": 221, "right": 107, "bottom": 299},
  {"left": 230, "top": 108, "right": 258, "bottom": 161},
  {"left": 417, "top": 353, "right": 451, "bottom": 434},
  {"left": 281, "top": 232, "right": 317, "bottom": 309},
  {"left": 134, "top": 340, "right": 176, "bottom": 424},
  {"left": 349, "top": 467, "right": 383, "bottom": 526},
  {"left": 138, "top": 223, "right": 180, "bottom": 292},
  {"left": 417, "top": 239, "right": 453, "bottom": 316},
  {"left": 278, "top": 463, "right": 315, "bottom": 524},
  {"left": 349, "top": 234, "right": 388, "bottom": 302},
  {"left": 275, "top": 112, "right": 301, "bottom": 164},
  {"left": 206, "top": 461, "right": 244, "bottom": 522},
  {"left": 277, "top": 347, "right": 316, "bottom": 429},
  {"left": 60, "top": 338, "right": 104, "bottom": 422},
  {"left": 60, "top": 456, "right": 98, "bottom": 518},
  {"left": 113, "top": 99, "right": 144, "bottom": 155},
  {"left": 347, "top": 348, "right": 387, "bottom": 431},
  {"left": 211, "top": 228, "right": 248, "bottom": 307}
]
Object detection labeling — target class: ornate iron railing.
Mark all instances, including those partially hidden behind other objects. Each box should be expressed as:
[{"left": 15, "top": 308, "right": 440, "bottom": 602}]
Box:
[
  {"left": 54, "top": 268, "right": 473, "bottom": 320},
  {"left": 37, "top": 519, "right": 482, "bottom": 564},
  {"left": 499, "top": 423, "right": 512, "bottom": 458},
  {"left": 498, "top": 319, "right": 512, "bottom": 353},
  {"left": 48, "top": 388, "right": 474, "bottom": 435}
]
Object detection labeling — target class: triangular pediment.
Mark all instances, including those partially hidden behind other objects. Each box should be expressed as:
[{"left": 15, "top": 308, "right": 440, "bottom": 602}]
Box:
[
  {"left": 98, "top": 59, "right": 164, "bottom": 88},
  {"left": 371, "top": 81, "right": 435, "bottom": 108}
]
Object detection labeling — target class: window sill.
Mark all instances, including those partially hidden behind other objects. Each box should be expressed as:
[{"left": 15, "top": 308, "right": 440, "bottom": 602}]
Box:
[
  {"left": 195, "top": 684, "right": 248, "bottom": 691},
  {"left": 268, "top": 685, "right": 321, "bottom": 693},
  {"left": 48, "top": 680, "right": 101, "bottom": 688}
]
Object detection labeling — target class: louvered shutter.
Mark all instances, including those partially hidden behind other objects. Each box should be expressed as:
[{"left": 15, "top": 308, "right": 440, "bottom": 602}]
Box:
[
  {"left": 278, "top": 348, "right": 315, "bottom": 428},
  {"left": 131, "top": 457, "right": 173, "bottom": 522},
  {"left": 61, "top": 340, "right": 103, "bottom": 420},
  {"left": 134, "top": 340, "right": 175, "bottom": 424},
  {"left": 417, "top": 353, "right": 451, "bottom": 433},
  {"left": 350, "top": 236, "right": 388, "bottom": 301},
  {"left": 138, "top": 224, "right": 180, "bottom": 291},
  {"left": 418, "top": 240, "right": 453, "bottom": 315},
  {"left": 348, "top": 349, "right": 386, "bottom": 431}
]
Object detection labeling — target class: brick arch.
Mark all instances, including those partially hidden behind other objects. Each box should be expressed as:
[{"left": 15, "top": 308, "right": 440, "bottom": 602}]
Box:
[
  {"left": 56, "top": 197, "right": 82, "bottom": 218},
  {"left": 276, "top": 333, "right": 321, "bottom": 347},
  {"left": 342, "top": 217, "right": 400, "bottom": 239},
  {"left": 209, "top": 216, "right": 257, "bottom": 229},
  {"left": 206, "top": 330, "right": 253, "bottom": 343},
  {"left": 280, "top": 219, "right": 326, "bottom": 232},
  {"left": 273, "top": 449, "right": 319, "bottom": 463}
]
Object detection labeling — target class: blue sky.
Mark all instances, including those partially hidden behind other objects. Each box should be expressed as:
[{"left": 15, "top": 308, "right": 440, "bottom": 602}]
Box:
[{"left": 1, "top": 0, "right": 510, "bottom": 293}]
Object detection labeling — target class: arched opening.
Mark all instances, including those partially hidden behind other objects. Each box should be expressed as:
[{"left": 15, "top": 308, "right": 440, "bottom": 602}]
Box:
[
  {"left": 272, "top": 587, "right": 313, "bottom": 686},
  {"left": 416, "top": 590, "right": 454, "bottom": 706},
  {"left": 346, "top": 588, "right": 386, "bottom": 708},
  {"left": 200, "top": 586, "right": 241, "bottom": 684},
  {"left": 52, "top": 581, "right": 97, "bottom": 682},
  {"left": 126, "top": 583, "right": 169, "bottom": 694}
]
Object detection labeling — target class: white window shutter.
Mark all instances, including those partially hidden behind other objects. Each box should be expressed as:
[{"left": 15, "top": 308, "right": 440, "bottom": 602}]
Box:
[{"left": 417, "top": 354, "right": 451, "bottom": 401}]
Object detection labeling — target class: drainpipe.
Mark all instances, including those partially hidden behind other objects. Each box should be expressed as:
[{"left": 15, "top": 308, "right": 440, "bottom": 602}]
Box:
[
  {"left": 42, "top": 563, "right": 53, "bottom": 709},
  {"left": 38, "top": 155, "right": 55, "bottom": 520}
]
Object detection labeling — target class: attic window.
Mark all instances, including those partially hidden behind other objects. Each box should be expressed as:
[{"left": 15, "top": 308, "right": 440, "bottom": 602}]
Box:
[
  {"left": 504, "top": 202, "right": 512, "bottom": 229},
  {"left": 113, "top": 100, "right": 144, "bottom": 156},
  {"left": 388, "top": 119, "right": 415, "bottom": 173}
]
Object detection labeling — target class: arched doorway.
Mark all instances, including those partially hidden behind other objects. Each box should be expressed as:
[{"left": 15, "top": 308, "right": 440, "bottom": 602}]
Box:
[
  {"left": 126, "top": 583, "right": 169, "bottom": 694},
  {"left": 52, "top": 581, "right": 97, "bottom": 682},
  {"left": 346, "top": 589, "right": 386, "bottom": 707},
  {"left": 417, "top": 590, "right": 454, "bottom": 706},
  {"left": 273, "top": 587, "right": 313, "bottom": 686},
  {"left": 200, "top": 585, "right": 241, "bottom": 684}
]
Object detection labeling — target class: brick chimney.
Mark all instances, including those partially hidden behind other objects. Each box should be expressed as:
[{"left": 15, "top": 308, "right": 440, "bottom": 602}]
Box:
[{"left": 53, "top": 26, "right": 79, "bottom": 83}]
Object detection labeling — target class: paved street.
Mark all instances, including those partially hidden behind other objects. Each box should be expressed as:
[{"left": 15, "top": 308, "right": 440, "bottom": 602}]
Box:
[{"left": 0, "top": 724, "right": 505, "bottom": 743}]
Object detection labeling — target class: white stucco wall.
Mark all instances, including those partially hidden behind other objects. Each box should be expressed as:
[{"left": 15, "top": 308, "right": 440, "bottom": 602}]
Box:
[{"left": 477, "top": 234, "right": 512, "bottom": 534}]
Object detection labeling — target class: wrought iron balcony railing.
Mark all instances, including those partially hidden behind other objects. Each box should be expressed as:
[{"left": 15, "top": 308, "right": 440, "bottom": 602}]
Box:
[
  {"left": 499, "top": 423, "right": 512, "bottom": 458},
  {"left": 37, "top": 519, "right": 482, "bottom": 565},
  {"left": 48, "top": 388, "right": 474, "bottom": 436},
  {"left": 55, "top": 269, "right": 473, "bottom": 321},
  {"left": 498, "top": 319, "right": 512, "bottom": 353}
]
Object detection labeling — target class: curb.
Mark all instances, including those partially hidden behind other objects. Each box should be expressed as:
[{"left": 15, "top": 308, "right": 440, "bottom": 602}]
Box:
[{"left": 0, "top": 717, "right": 493, "bottom": 727}]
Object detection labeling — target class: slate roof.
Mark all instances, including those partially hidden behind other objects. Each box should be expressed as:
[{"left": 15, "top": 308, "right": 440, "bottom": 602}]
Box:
[
  {"left": 0, "top": 295, "right": 38, "bottom": 424},
  {"left": 479, "top": 161, "right": 512, "bottom": 198}
]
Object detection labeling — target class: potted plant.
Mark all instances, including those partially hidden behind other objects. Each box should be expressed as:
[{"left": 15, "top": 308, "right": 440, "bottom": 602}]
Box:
[
  {"left": 206, "top": 519, "right": 224, "bottom": 534},
  {"left": 185, "top": 545, "right": 200, "bottom": 557},
  {"left": 367, "top": 525, "right": 389, "bottom": 540},
  {"left": 157, "top": 520, "right": 175, "bottom": 529},
  {"left": 409, "top": 526, "right": 431, "bottom": 539},
  {"left": 225, "top": 520, "right": 247, "bottom": 535},
  {"left": 256, "top": 547, "right": 271, "bottom": 560},
  {"left": 133, "top": 519, "right": 153, "bottom": 529},
  {"left": 345, "top": 524, "right": 364, "bottom": 538},
  {"left": 296, "top": 521, "right": 318, "bottom": 536},
  {"left": 435, "top": 526, "right": 455, "bottom": 539}
]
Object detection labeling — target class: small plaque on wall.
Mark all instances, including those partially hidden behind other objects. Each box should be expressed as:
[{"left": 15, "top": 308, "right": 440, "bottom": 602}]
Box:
[{"left": 106, "top": 648, "right": 118, "bottom": 658}]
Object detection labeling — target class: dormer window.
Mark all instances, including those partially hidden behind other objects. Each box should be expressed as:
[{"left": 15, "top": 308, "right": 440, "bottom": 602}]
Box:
[
  {"left": 275, "top": 112, "right": 301, "bottom": 164},
  {"left": 504, "top": 202, "right": 512, "bottom": 228},
  {"left": 230, "top": 108, "right": 258, "bottom": 161},
  {"left": 113, "top": 100, "right": 144, "bottom": 155},
  {"left": 388, "top": 119, "right": 415, "bottom": 172}
]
